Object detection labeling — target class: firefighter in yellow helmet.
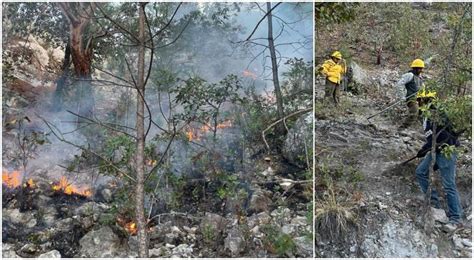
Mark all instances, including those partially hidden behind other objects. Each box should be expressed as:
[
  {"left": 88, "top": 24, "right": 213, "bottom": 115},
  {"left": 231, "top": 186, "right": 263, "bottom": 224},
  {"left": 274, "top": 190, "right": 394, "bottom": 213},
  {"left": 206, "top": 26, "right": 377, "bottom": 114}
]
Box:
[
  {"left": 319, "top": 51, "right": 346, "bottom": 105},
  {"left": 396, "top": 58, "right": 425, "bottom": 128}
]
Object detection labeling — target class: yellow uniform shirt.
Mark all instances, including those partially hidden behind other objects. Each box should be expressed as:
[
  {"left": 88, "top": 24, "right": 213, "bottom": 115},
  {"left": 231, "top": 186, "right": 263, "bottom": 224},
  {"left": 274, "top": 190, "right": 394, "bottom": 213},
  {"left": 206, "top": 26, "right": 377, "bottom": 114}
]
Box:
[{"left": 320, "top": 59, "right": 345, "bottom": 84}]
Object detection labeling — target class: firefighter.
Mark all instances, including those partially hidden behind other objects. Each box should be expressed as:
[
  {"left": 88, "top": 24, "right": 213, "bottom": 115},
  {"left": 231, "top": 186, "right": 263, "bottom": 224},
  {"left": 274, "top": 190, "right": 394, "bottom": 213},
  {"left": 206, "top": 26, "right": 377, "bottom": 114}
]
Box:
[
  {"left": 415, "top": 89, "right": 463, "bottom": 226},
  {"left": 319, "top": 51, "right": 345, "bottom": 105},
  {"left": 396, "top": 58, "right": 425, "bottom": 128}
]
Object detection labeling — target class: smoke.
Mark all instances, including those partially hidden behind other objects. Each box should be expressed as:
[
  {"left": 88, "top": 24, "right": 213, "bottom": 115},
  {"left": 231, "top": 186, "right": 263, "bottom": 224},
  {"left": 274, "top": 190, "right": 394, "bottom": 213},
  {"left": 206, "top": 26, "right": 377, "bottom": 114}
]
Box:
[{"left": 3, "top": 2, "right": 313, "bottom": 188}]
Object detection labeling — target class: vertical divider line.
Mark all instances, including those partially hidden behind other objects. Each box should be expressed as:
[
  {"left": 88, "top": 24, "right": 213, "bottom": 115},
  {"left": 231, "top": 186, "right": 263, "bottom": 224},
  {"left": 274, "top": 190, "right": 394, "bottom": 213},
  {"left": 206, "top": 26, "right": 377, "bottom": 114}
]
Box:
[{"left": 312, "top": 1, "right": 316, "bottom": 258}]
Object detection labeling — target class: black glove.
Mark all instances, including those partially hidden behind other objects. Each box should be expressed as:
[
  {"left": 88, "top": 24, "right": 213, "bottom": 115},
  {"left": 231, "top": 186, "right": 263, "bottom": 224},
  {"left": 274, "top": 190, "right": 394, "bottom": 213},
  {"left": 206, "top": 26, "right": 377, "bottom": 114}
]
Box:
[{"left": 416, "top": 149, "right": 428, "bottom": 158}]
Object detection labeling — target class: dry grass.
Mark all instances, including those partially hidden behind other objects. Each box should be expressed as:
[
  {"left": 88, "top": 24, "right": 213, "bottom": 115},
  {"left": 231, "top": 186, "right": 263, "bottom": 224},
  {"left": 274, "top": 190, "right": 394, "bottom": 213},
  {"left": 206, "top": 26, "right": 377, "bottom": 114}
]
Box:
[{"left": 315, "top": 185, "right": 357, "bottom": 242}]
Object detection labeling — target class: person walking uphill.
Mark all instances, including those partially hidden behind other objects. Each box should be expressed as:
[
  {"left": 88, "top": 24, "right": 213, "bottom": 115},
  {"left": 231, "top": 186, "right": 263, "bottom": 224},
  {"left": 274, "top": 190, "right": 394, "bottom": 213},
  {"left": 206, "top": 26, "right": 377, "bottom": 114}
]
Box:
[
  {"left": 396, "top": 58, "right": 425, "bottom": 128},
  {"left": 414, "top": 90, "right": 463, "bottom": 226},
  {"left": 319, "top": 51, "right": 345, "bottom": 105}
]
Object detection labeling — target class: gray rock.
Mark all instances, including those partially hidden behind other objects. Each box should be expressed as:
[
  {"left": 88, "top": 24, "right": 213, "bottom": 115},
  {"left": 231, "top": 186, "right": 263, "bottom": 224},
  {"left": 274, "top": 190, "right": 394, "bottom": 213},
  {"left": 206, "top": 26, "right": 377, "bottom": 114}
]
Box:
[
  {"left": 55, "top": 218, "right": 73, "bottom": 231},
  {"left": 20, "top": 243, "right": 40, "bottom": 254},
  {"left": 201, "top": 212, "right": 226, "bottom": 231},
  {"left": 291, "top": 216, "right": 308, "bottom": 226},
  {"left": 350, "top": 245, "right": 357, "bottom": 253},
  {"left": 2, "top": 243, "right": 20, "bottom": 258},
  {"left": 33, "top": 195, "right": 52, "bottom": 208},
  {"left": 294, "top": 236, "right": 312, "bottom": 257},
  {"left": 171, "top": 244, "right": 193, "bottom": 257},
  {"left": 3, "top": 250, "right": 21, "bottom": 258},
  {"left": 271, "top": 207, "right": 292, "bottom": 224},
  {"left": 442, "top": 223, "right": 458, "bottom": 233},
  {"left": 78, "top": 226, "right": 129, "bottom": 257},
  {"left": 38, "top": 250, "right": 61, "bottom": 258},
  {"left": 248, "top": 212, "right": 271, "bottom": 228},
  {"left": 453, "top": 235, "right": 464, "bottom": 250},
  {"left": 112, "top": 146, "right": 126, "bottom": 163},
  {"left": 165, "top": 232, "right": 180, "bottom": 244},
  {"left": 79, "top": 216, "right": 94, "bottom": 229},
  {"left": 281, "top": 224, "right": 296, "bottom": 235},
  {"left": 3, "top": 208, "right": 36, "bottom": 225},
  {"left": 41, "top": 207, "right": 58, "bottom": 226},
  {"left": 431, "top": 207, "right": 449, "bottom": 224},
  {"left": 224, "top": 227, "right": 244, "bottom": 256},
  {"left": 26, "top": 218, "right": 37, "bottom": 228},
  {"left": 150, "top": 247, "right": 170, "bottom": 257},
  {"left": 127, "top": 236, "right": 138, "bottom": 252},
  {"left": 100, "top": 188, "right": 113, "bottom": 203},
  {"left": 249, "top": 190, "right": 272, "bottom": 214},
  {"left": 282, "top": 113, "right": 312, "bottom": 167},
  {"left": 462, "top": 239, "right": 472, "bottom": 248},
  {"left": 350, "top": 61, "right": 370, "bottom": 86},
  {"left": 361, "top": 218, "right": 436, "bottom": 257},
  {"left": 74, "top": 202, "right": 109, "bottom": 217}
]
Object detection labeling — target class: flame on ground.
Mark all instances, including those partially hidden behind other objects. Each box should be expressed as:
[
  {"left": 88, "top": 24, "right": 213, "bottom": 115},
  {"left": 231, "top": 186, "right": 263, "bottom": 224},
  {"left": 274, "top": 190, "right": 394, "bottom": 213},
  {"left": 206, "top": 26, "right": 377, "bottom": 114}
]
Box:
[
  {"left": 185, "top": 120, "right": 233, "bottom": 141},
  {"left": 124, "top": 221, "right": 137, "bottom": 235},
  {"left": 2, "top": 170, "right": 35, "bottom": 189},
  {"left": 26, "top": 178, "right": 35, "bottom": 188},
  {"left": 2, "top": 170, "right": 22, "bottom": 188},
  {"left": 52, "top": 176, "right": 92, "bottom": 197}
]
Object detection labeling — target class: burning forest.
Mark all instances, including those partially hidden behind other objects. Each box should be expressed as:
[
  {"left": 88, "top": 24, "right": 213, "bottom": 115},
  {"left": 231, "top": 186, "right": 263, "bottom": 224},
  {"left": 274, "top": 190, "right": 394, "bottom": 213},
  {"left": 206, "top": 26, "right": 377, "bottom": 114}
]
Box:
[{"left": 2, "top": 2, "right": 313, "bottom": 258}]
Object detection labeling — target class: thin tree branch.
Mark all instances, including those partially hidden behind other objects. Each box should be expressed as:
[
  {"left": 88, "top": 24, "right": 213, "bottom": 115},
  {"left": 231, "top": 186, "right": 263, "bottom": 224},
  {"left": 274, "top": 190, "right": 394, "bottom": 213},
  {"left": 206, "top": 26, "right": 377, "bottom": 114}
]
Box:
[
  {"left": 147, "top": 2, "right": 183, "bottom": 43},
  {"left": 240, "top": 2, "right": 282, "bottom": 42},
  {"left": 38, "top": 115, "right": 137, "bottom": 183},
  {"left": 262, "top": 108, "right": 311, "bottom": 150}
]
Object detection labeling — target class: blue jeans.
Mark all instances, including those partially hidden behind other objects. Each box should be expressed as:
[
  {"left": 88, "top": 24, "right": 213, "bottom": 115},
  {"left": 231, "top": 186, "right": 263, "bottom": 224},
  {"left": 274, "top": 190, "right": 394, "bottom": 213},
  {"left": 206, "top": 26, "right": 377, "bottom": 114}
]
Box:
[{"left": 415, "top": 153, "right": 462, "bottom": 223}]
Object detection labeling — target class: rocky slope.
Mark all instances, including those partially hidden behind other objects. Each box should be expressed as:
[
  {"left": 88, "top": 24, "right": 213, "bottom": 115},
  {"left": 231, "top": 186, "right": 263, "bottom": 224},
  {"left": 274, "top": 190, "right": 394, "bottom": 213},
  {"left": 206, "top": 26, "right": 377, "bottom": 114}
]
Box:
[{"left": 315, "top": 63, "right": 472, "bottom": 258}]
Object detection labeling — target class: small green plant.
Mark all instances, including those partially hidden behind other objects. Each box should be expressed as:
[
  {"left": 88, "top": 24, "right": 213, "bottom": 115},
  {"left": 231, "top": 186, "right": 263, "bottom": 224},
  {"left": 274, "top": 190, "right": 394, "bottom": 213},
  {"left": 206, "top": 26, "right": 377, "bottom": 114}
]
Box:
[
  {"left": 202, "top": 224, "right": 216, "bottom": 245},
  {"left": 261, "top": 224, "right": 296, "bottom": 257}
]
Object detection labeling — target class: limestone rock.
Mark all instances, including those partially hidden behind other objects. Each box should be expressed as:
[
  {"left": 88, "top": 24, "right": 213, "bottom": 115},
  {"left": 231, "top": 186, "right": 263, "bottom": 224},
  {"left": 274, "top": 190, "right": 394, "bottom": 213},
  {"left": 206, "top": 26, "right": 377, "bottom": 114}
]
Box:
[
  {"left": 224, "top": 227, "right": 244, "bottom": 256},
  {"left": 249, "top": 189, "right": 272, "bottom": 214},
  {"left": 78, "top": 226, "right": 129, "bottom": 257},
  {"left": 431, "top": 207, "right": 449, "bottom": 224},
  {"left": 38, "top": 250, "right": 61, "bottom": 258}
]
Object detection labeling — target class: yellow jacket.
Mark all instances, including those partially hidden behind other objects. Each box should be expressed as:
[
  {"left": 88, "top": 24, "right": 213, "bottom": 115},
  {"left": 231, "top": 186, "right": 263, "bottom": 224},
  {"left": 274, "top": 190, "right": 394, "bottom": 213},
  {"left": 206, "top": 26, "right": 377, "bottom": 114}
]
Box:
[{"left": 320, "top": 59, "right": 345, "bottom": 84}]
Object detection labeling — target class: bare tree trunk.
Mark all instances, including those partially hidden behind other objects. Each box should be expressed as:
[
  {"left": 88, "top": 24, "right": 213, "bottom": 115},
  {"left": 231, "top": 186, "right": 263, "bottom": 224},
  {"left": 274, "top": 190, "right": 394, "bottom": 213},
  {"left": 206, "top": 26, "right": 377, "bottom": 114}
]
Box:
[
  {"left": 135, "top": 2, "right": 149, "bottom": 257},
  {"left": 267, "top": 2, "right": 285, "bottom": 122}
]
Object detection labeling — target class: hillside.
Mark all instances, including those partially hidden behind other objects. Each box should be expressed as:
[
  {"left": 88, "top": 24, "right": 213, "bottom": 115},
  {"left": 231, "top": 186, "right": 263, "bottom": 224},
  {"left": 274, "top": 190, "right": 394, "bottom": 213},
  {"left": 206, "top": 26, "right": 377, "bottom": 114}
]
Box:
[{"left": 315, "top": 2, "right": 472, "bottom": 258}]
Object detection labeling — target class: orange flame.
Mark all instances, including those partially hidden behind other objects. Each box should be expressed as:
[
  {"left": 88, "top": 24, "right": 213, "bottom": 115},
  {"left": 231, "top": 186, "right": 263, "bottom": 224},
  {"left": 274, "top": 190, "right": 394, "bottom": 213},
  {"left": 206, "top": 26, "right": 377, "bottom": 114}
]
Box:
[
  {"left": 2, "top": 170, "right": 22, "bottom": 188},
  {"left": 26, "top": 178, "right": 35, "bottom": 188},
  {"left": 185, "top": 120, "right": 233, "bottom": 141},
  {"left": 124, "top": 221, "right": 138, "bottom": 235},
  {"left": 243, "top": 69, "right": 257, "bottom": 80},
  {"left": 52, "top": 176, "right": 92, "bottom": 197},
  {"left": 2, "top": 170, "right": 35, "bottom": 189}
]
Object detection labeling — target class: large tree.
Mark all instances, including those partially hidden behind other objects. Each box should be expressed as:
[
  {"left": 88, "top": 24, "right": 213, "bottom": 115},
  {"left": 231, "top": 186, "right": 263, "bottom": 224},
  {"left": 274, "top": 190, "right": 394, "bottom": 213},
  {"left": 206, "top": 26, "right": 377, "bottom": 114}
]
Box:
[{"left": 58, "top": 2, "right": 96, "bottom": 117}]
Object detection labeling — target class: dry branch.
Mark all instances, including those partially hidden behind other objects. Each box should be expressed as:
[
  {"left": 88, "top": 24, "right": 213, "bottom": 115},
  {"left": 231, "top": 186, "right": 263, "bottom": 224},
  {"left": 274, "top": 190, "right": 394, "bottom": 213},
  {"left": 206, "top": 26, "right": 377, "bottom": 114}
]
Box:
[{"left": 262, "top": 107, "right": 311, "bottom": 150}]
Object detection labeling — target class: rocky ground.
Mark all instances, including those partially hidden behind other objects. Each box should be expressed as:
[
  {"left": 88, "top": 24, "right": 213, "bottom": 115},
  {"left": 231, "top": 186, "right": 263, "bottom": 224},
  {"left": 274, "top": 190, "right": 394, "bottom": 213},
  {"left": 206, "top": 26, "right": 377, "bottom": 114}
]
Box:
[
  {"left": 2, "top": 115, "right": 313, "bottom": 258},
  {"left": 315, "top": 62, "right": 472, "bottom": 258},
  {"left": 2, "top": 81, "right": 312, "bottom": 259}
]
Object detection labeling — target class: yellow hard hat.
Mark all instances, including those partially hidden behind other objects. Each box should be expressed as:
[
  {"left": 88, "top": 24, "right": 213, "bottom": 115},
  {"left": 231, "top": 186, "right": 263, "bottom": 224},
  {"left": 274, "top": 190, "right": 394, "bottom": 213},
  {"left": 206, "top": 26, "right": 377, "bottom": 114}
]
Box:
[
  {"left": 411, "top": 59, "right": 425, "bottom": 68},
  {"left": 416, "top": 87, "right": 436, "bottom": 99},
  {"left": 331, "top": 51, "right": 342, "bottom": 59}
]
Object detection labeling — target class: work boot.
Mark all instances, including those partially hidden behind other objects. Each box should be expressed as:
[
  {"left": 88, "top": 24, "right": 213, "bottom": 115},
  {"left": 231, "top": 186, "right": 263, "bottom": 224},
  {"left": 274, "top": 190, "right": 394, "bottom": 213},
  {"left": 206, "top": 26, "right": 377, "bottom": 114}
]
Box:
[{"left": 442, "top": 221, "right": 462, "bottom": 232}]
